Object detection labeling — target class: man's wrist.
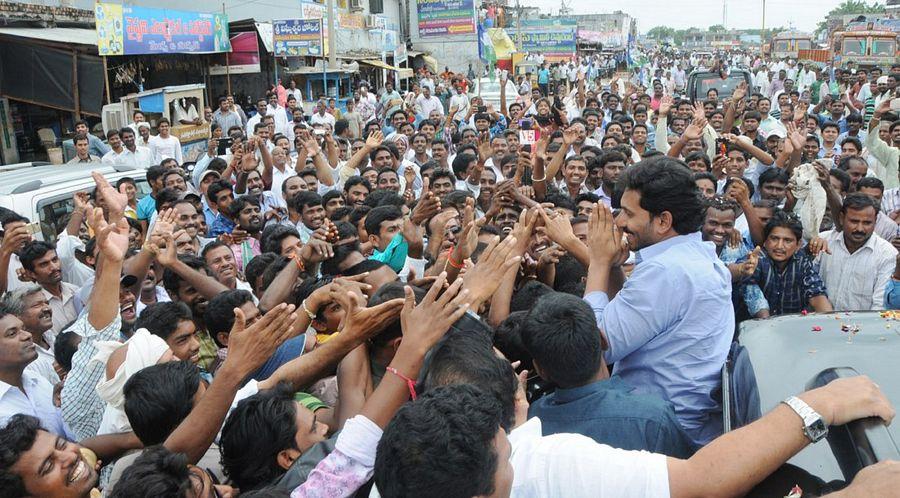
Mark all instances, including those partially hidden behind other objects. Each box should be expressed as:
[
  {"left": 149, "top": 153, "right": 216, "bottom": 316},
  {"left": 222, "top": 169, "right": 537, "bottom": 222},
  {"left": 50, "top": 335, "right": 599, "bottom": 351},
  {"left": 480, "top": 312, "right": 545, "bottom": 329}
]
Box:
[{"left": 797, "top": 389, "right": 833, "bottom": 426}]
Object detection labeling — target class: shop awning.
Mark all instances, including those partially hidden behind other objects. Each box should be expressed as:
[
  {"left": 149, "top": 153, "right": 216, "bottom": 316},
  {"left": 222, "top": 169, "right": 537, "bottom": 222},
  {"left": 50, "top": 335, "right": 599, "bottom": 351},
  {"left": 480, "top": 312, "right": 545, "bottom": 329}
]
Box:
[
  {"left": 361, "top": 59, "right": 401, "bottom": 71},
  {"left": 0, "top": 27, "right": 104, "bottom": 115},
  {"left": 255, "top": 22, "right": 274, "bottom": 53},
  {"left": 0, "top": 27, "right": 97, "bottom": 47}
]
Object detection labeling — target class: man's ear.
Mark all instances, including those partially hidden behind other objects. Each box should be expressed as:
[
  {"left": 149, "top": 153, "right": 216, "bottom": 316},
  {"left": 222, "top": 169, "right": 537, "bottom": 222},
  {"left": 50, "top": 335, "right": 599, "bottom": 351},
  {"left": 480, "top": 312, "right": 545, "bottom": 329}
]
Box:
[
  {"left": 216, "top": 332, "right": 230, "bottom": 348},
  {"left": 276, "top": 448, "right": 301, "bottom": 471}
]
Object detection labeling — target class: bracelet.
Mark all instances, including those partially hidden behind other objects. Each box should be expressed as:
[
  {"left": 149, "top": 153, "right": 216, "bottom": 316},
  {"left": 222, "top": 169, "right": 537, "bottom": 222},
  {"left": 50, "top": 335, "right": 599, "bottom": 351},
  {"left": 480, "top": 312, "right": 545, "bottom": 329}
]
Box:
[
  {"left": 301, "top": 299, "right": 316, "bottom": 321},
  {"left": 531, "top": 174, "right": 546, "bottom": 182},
  {"left": 386, "top": 366, "right": 418, "bottom": 400},
  {"left": 446, "top": 248, "right": 465, "bottom": 269}
]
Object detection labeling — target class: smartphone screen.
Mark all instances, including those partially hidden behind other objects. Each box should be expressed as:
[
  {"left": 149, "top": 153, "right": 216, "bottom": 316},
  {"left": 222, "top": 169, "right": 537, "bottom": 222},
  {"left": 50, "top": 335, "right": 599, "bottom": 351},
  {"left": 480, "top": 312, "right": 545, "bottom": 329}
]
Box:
[{"left": 217, "top": 137, "right": 234, "bottom": 156}]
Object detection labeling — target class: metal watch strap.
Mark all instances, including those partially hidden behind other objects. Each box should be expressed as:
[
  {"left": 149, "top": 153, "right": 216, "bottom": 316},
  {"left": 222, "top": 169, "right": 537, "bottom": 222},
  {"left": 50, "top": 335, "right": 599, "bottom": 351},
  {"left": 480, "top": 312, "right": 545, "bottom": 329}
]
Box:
[{"left": 782, "top": 396, "right": 825, "bottom": 442}]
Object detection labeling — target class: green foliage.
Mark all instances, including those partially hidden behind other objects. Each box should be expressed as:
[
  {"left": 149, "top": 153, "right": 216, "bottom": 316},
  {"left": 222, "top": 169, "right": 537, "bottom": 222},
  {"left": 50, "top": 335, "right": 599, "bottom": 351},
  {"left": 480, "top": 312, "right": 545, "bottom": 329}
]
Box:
[{"left": 815, "top": 1, "right": 885, "bottom": 35}]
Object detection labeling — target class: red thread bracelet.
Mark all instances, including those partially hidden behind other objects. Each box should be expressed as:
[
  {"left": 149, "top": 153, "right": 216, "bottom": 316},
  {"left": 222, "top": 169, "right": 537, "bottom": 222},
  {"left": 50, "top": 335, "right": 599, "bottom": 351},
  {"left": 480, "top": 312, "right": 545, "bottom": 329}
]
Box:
[
  {"left": 386, "top": 366, "right": 417, "bottom": 400},
  {"left": 446, "top": 248, "right": 464, "bottom": 269}
]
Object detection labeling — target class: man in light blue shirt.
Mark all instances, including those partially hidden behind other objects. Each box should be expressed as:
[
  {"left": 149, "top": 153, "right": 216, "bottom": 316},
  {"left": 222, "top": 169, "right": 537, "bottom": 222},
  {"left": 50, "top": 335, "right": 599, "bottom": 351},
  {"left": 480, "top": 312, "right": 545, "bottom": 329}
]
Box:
[{"left": 583, "top": 157, "right": 734, "bottom": 446}]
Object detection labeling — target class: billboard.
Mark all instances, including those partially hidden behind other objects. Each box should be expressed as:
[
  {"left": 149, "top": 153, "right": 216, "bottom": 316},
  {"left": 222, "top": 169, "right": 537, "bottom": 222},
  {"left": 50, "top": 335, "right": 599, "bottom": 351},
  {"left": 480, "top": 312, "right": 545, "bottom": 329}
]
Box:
[
  {"left": 417, "top": 0, "right": 476, "bottom": 37},
  {"left": 209, "top": 32, "right": 261, "bottom": 75},
  {"left": 272, "top": 19, "right": 323, "bottom": 57},
  {"left": 514, "top": 20, "right": 577, "bottom": 61},
  {"left": 95, "top": 3, "right": 229, "bottom": 56}
]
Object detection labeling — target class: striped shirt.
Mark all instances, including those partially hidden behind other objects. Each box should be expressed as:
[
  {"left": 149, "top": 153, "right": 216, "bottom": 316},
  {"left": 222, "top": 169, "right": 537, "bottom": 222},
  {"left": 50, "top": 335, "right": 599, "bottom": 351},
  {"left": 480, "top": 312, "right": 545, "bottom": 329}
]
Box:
[
  {"left": 745, "top": 250, "right": 827, "bottom": 316},
  {"left": 816, "top": 230, "right": 898, "bottom": 311}
]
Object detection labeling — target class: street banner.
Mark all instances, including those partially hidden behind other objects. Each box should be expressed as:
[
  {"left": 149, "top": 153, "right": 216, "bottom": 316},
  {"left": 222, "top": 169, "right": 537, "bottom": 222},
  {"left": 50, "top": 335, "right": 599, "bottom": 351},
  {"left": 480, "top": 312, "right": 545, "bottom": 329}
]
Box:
[
  {"left": 95, "top": 3, "right": 229, "bottom": 56},
  {"left": 417, "top": 0, "right": 476, "bottom": 37},
  {"left": 272, "top": 19, "right": 323, "bottom": 57}
]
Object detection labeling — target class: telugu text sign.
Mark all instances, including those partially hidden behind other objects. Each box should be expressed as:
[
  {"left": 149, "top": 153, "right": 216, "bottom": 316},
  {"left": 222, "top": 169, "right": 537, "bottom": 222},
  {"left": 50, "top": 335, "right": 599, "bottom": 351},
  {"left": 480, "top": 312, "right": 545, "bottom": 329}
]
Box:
[
  {"left": 417, "top": 0, "right": 476, "bottom": 37},
  {"left": 95, "top": 3, "right": 229, "bottom": 56},
  {"left": 272, "top": 19, "right": 323, "bottom": 57}
]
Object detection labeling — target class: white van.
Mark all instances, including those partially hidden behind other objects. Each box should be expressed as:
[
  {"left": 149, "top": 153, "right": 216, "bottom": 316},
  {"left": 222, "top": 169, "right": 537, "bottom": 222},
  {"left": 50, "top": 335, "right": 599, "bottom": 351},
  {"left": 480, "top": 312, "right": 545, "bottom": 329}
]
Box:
[{"left": 0, "top": 164, "right": 150, "bottom": 242}]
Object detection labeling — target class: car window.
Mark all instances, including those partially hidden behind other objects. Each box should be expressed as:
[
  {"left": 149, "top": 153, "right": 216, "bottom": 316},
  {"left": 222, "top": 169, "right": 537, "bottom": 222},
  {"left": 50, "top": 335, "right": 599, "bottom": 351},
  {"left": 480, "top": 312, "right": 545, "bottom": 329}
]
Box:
[
  {"left": 872, "top": 39, "right": 895, "bottom": 56},
  {"left": 694, "top": 72, "right": 748, "bottom": 100},
  {"left": 35, "top": 177, "right": 150, "bottom": 242},
  {"left": 843, "top": 38, "right": 866, "bottom": 56}
]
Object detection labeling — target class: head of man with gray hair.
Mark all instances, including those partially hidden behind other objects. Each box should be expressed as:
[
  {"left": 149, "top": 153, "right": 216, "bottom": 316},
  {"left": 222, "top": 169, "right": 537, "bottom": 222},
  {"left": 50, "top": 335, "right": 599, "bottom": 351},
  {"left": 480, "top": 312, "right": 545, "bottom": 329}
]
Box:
[
  {"left": 2, "top": 284, "right": 60, "bottom": 384},
  {"left": 3, "top": 284, "right": 53, "bottom": 349}
]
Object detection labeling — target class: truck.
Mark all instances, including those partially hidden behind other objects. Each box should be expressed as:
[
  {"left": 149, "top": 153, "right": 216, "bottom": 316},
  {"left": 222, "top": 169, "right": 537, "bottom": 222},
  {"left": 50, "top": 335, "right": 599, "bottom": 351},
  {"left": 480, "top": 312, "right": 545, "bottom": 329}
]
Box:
[
  {"left": 769, "top": 30, "right": 813, "bottom": 59},
  {"left": 831, "top": 29, "right": 899, "bottom": 69}
]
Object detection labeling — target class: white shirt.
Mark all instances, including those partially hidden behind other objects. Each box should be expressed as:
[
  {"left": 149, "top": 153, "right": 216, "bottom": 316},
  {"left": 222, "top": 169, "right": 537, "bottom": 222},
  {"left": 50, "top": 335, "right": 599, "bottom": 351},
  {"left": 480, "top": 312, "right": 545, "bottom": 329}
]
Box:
[
  {"left": 245, "top": 113, "right": 263, "bottom": 138},
  {"left": 288, "top": 88, "right": 303, "bottom": 102},
  {"left": 0, "top": 371, "right": 73, "bottom": 437},
  {"left": 415, "top": 95, "right": 443, "bottom": 117},
  {"left": 149, "top": 134, "right": 183, "bottom": 165},
  {"left": 24, "top": 341, "right": 60, "bottom": 385},
  {"left": 310, "top": 112, "right": 336, "bottom": 128},
  {"left": 509, "top": 417, "right": 670, "bottom": 498},
  {"left": 267, "top": 104, "right": 291, "bottom": 136},
  {"left": 449, "top": 93, "right": 470, "bottom": 120},
  {"left": 816, "top": 229, "right": 898, "bottom": 311},
  {"left": 44, "top": 282, "right": 79, "bottom": 337},
  {"left": 271, "top": 164, "right": 298, "bottom": 208},
  {"left": 103, "top": 146, "right": 153, "bottom": 169},
  {"left": 173, "top": 103, "right": 199, "bottom": 124}
]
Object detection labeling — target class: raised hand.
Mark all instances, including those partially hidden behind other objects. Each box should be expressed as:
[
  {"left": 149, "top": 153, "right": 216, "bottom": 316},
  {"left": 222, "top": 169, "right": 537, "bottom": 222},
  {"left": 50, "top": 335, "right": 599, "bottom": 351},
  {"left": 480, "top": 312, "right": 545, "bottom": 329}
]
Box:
[
  {"left": 537, "top": 207, "right": 577, "bottom": 247},
  {"left": 461, "top": 234, "right": 522, "bottom": 310},
  {"left": 399, "top": 272, "right": 470, "bottom": 354},
  {"left": 330, "top": 284, "right": 404, "bottom": 340},
  {"left": 806, "top": 237, "right": 831, "bottom": 257},
  {"left": 740, "top": 246, "right": 761, "bottom": 277},
  {"left": 658, "top": 95, "right": 674, "bottom": 117},
  {"left": 683, "top": 115, "right": 708, "bottom": 141},
  {"left": 562, "top": 126, "right": 579, "bottom": 146},
  {"left": 226, "top": 303, "right": 299, "bottom": 377},
  {"left": 587, "top": 202, "right": 623, "bottom": 263},
  {"left": 88, "top": 206, "right": 129, "bottom": 263},
  {"left": 91, "top": 171, "right": 127, "bottom": 222},
  {"left": 366, "top": 130, "right": 384, "bottom": 149}
]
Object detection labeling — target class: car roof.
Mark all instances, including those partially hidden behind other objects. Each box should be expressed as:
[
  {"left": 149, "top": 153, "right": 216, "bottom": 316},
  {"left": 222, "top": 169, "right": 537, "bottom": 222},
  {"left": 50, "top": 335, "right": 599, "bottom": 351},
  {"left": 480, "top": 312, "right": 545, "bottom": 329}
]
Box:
[
  {"left": 0, "top": 164, "right": 144, "bottom": 195},
  {"left": 739, "top": 311, "right": 900, "bottom": 481}
]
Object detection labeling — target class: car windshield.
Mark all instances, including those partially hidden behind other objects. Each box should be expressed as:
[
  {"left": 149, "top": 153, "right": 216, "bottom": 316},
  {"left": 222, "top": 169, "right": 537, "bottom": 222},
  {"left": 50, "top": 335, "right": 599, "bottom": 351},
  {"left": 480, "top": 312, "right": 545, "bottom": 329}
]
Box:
[
  {"left": 694, "top": 72, "right": 747, "bottom": 100},
  {"left": 842, "top": 38, "right": 867, "bottom": 55},
  {"left": 872, "top": 39, "right": 895, "bottom": 56}
]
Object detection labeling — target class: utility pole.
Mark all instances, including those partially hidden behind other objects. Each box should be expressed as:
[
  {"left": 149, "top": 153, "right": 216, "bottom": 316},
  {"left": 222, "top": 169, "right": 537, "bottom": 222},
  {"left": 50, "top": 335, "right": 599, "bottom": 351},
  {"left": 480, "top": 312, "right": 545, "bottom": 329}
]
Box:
[
  {"left": 516, "top": 0, "right": 522, "bottom": 50},
  {"left": 327, "top": 0, "right": 337, "bottom": 69},
  {"left": 722, "top": 0, "right": 726, "bottom": 28},
  {"left": 761, "top": 0, "right": 766, "bottom": 41}
]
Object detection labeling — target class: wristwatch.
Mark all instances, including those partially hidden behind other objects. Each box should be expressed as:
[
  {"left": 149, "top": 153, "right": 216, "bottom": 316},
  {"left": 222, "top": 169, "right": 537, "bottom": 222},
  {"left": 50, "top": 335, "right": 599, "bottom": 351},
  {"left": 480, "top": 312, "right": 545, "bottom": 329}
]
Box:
[{"left": 782, "top": 396, "right": 828, "bottom": 443}]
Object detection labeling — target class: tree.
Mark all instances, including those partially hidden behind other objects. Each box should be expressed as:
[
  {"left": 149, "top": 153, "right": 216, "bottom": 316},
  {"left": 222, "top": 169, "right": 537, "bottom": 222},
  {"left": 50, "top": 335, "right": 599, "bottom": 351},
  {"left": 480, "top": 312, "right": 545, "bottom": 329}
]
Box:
[
  {"left": 708, "top": 24, "right": 726, "bottom": 33},
  {"left": 815, "top": 1, "right": 885, "bottom": 35},
  {"left": 647, "top": 26, "right": 676, "bottom": 41}
]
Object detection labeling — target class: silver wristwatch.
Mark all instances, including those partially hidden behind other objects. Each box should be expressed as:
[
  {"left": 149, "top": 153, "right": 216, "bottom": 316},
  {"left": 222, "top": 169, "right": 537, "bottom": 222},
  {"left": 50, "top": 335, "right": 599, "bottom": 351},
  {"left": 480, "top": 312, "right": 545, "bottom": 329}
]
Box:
[{"left": 782, "top": 396, "right": 828, "bottom": 443}]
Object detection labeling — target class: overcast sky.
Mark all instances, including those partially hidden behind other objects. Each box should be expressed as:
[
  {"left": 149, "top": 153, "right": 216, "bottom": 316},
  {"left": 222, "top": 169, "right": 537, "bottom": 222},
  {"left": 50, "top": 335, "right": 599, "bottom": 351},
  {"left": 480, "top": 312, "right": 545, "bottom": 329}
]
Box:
[{"left": 519, "top": 0, "right": 851, "bottom": 33}]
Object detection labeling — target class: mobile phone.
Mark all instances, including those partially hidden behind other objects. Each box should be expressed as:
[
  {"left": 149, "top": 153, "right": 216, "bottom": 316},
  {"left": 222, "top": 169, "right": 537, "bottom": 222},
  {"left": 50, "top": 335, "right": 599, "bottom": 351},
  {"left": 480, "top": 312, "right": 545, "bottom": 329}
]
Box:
[
  {"left": 314, "top": 129, "right": 326, "bottom": 136},
  {"left": 535, "top": 115, "right": 551, "bottom": 126},
  {"left": 520, "top": 119, "right": 532, "bottom": 130},
  {"left": 217, "top": 137, "right": 234, "bottom": 156},
  {"left": 25, "top": 222, "right": 41, "bottom": 235},
  {"left": 715, "top": 138, "right": 727, "bottom": 156},
  {"left": 521, "top": 143, "right": 532, "bottom": 153},
  {"left": 478, "top": 105, "right": 487, "bottom": 113}
]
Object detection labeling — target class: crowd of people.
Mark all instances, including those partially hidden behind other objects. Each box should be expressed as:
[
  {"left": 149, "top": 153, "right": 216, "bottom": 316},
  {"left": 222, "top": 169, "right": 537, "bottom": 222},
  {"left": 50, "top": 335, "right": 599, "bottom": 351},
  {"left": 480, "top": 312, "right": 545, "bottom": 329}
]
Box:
[{"left": 3, "top": 43, "right": 900, "bottom": 498}]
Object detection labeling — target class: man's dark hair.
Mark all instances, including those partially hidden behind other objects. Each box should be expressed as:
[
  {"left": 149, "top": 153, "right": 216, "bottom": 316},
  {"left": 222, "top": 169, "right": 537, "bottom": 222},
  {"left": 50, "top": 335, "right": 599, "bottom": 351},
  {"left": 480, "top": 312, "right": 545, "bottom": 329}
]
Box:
[
  {"left": 521, "top": 293, "right": 602, "bottom": 388},
  {"left": 419, "top": 330, "right": 516, "bottom": 430},
  {"left": 364, "top": 205, "right": 403, "bottom": 239},
  {"left": 856, "top": 176, "right": 885, "bottom": 193},
  {"left": 220, "top": 384, "right": 300, "bottom": 490},
  {"left": 0, "top": 414, "right": 41, "bottom": 496},
  {"left": 618, "top": 157, "right": 703, "bottom": 234},
  {"left": 334, "top": 119, "right": 349, "bottom": 136},
  {"left": 829, "top": 168, "right": 852, "bottom": 193},
  {"left": 245, "top": 253, "right": 279, "bottom": 293},
  {"left": 693, "top": 171, "right": 717, "bottom": 184},
  {"left": 205, "top": 290, "right": 254, "bottom": 347},
  {"left": 146, "top": 165, "right": 169, "bottom": 186},
  {"left": 207, "top": 179, "right": 234, "bottom": 204},
  {"left": 545, "top": 193, "right": 577, "bottom": 214},
  {"left": 108, "top": 445, "right": 192, "bottom": 498},
  {"left": 53, "top": 331, "right": 80, "bottom": 374},
  {"left": 261, "top": 225, "right": 301, "bottom": 255},
  {"left": 155, "top": 188, "right": 181, "bottom": 213},
  {"left": 763, "top": 209, "right": 803, "bottom": 242},
  {"left": 162, "top": 254, "right": 209, "bottom": 297},
  {"left": 451, "top": 152, "right": 478, "bottom": 179},
  {"left": 343, "top": 175, "right": 371, "bottom": 194},
  {"left": 375, "top": 385, "right": 503, "bottom": 498},
  {"left": 227, "top": 194, "right": 261, "bottom": 219},
  {"left": 18, "top": 241, "right": 55, "bottom": 272},
  {"left": 574, "top": 192, "right": 600, "bottom": 205},
  {"left": 123, "top": 361, "right": 201, "bottom": 446},
  {"left": 510, "top": 280, "right": 553, "bottom": 312},
  {"left": 841, "top": 192, "right": 880, "bottom": 215},
  {"left": 684, "top": 151, "right": 711, "bottom": 170},
  {"left": 200, "top": 240, "right": 231, "bottom": 262},
  {"left": 135, "top": 301, "right": 193, "bottom": 341},
  {"left": 758, "top": 167, "right": 789, "bottom": 187},
  {"left": 841, "top": 136, "right": 863, "bottom": 152},
  {"left": 288, "top": 191, "right": 322, "bottom": 213}
]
